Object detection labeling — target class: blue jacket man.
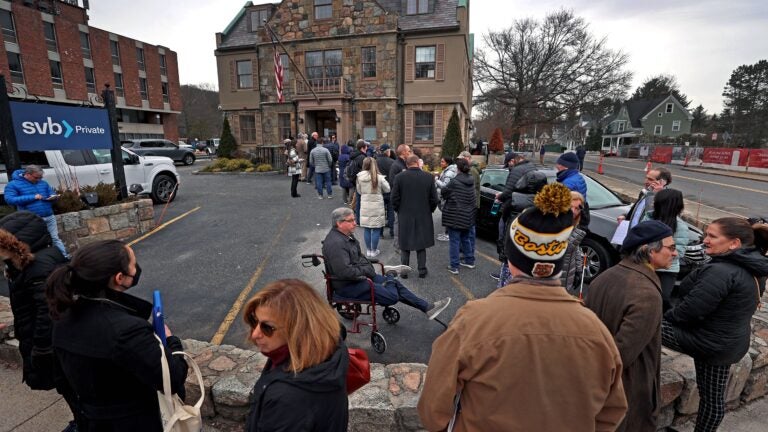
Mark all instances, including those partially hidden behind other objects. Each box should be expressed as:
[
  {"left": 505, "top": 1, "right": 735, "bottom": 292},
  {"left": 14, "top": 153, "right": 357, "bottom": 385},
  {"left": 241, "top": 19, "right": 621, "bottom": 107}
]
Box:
[
  {"left": 555, "top": 153, "right": 587, "bottom": 197},
  {"left": 4, "top": 166, "right": 69, "bottom": 258}
]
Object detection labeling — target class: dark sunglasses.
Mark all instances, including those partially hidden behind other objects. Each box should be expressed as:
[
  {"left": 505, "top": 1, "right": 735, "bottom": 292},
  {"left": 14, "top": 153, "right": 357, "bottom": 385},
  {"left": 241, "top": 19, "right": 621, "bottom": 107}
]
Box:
[{"left": 250, "top": 318, "right": 279, "bottom": 337}]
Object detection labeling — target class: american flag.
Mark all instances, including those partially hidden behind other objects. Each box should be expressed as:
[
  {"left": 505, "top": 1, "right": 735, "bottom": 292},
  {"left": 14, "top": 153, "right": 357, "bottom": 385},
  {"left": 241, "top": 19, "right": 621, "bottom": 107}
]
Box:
[{"left": 274, "top": 47, "right": 284, "bottom": 103}]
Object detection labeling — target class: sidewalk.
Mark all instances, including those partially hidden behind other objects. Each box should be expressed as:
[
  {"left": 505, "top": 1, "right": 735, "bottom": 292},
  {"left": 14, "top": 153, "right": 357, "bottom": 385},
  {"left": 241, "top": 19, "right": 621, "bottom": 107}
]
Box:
[{"left": 0, "top": 363, "right": 72, "bottom": 432}]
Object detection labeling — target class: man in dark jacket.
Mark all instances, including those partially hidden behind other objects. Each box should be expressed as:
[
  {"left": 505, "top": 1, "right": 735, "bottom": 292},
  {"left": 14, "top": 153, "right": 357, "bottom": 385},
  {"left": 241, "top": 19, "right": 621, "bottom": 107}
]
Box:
[
  {"left": 322, "top": 207, "right": 450, "bottom": 318},
  {"left": 585, "top": 221, "right": 677, "bottom": 432},
  {"left": 619, "top": 168, "right": 671, "bottom": 229},
  {"left": 0, "top": 211, "right": 82, "bottom": 430},
  {"left": 389, "top": 144, "right": 412, "bottom": 250},
  {"left": 327, "top": 134, "right": 340, "bottom": 184},
  {"left": 392, "top": 155, "right": 439, "bottom": 278},
  {"left": 376, "top": 144, "right": 395, "bottom": 238},
  {"left": 576, "top": 145, "right": 587, "bottom": 171},
  {"left": 346, "top": 140, "right": 369, "bottom": 223},
  {"left": 442, "top": 159, "right": 476, "bottom": 274},
  {"left": 306, "top": 131, "right": 318, "bottom": 183}
]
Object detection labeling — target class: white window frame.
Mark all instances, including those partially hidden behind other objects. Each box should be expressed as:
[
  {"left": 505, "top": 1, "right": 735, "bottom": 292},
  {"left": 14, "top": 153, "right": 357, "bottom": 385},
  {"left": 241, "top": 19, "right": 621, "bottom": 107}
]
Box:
[
  {"left": 1, "top": 10, "right": 18, "bottom": 44},
  {"left": 654, "top": 125, "right": 663, "bottom": 135},
  {"left": 666, "top": 103, "right": 674, "bottom": 113},
  {"left": 672, "top": 120, "right": 681, "bottom": 132},
  {"left": 415, "top": 46, "right": 436, "bottom": 79},
  {"left": 50, "top": 60, "right": 64, "bottom": 89},
  {"left": 617, "top": 121, "right": 625, "bottom": 132},
  {"left": 236, "top": 60, "right": 253, "bottom": 89}
]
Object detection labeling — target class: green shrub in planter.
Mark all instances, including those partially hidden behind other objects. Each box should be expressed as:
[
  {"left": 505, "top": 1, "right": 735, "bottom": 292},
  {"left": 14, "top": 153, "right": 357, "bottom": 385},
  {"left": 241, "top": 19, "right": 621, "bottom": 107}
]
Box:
[
  {"left": 81, "top": 182, "right": 118, "bottom": 207},
  {"left": 54, "top": 190, "right": 86, "bottom": 214}
]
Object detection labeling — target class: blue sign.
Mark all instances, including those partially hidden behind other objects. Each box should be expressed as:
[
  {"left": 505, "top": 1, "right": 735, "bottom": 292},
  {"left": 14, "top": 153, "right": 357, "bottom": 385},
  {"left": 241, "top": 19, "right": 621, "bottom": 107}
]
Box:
[{"left": 9, "top": 101, "right": 112, "bottom": 150}]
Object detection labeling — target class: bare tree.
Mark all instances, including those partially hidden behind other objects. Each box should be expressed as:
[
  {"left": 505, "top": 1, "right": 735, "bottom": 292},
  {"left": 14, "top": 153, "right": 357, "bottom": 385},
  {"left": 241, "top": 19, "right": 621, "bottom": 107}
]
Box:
[
  {"left": 474, "top": 10, "right": 631, "bottom": 132},
  {"left": 178, "top": 83, "right": 222, "bottom": 141}
]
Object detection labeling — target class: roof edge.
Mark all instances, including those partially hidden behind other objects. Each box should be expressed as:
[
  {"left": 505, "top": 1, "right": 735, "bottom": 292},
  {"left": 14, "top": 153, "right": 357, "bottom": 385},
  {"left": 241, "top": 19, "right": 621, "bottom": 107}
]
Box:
[{"left": 223, "top": 1, "right": 253, "bottom": 36}]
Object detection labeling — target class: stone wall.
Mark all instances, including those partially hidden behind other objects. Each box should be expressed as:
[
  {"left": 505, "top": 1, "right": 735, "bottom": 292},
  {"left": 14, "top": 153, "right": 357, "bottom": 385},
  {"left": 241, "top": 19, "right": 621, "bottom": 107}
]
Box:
[
  {"left": 57, "top": 199, "right": 155, "bottom": 252},
  {"left": 2, "top": 299, "right": 766, "bottom": 431}
]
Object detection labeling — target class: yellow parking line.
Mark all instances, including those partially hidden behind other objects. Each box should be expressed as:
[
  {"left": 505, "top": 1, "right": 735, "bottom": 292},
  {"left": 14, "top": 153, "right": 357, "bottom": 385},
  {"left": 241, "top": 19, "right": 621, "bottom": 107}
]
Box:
[
  {"left": 210, "top": 215, "right": 292, "bottom": 345},
  {"left": 477, "top": 250, "right": 499, "bottom": 265},
  {"left": 450, "top": 275, "right": 475, "bottom": 300},
  {"left": 127, "top": 206, "right": 201, "bottom": 246}
]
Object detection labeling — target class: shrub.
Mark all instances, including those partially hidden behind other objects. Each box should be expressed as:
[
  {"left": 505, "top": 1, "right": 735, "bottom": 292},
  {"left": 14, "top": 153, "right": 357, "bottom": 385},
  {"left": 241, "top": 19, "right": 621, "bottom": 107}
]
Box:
[
  {"left": 442, "top": 107, "right": 464, "bottom": 158},
  {"left": 256, "top": 164, "right": 273, "bottom": 172},
  {"left": 53, "top": 190, "right": 86, "bottom": 214},
  {"left": 489, "top": 128, "right": 504, "bottom": 153},
  {"left": 200, "top": 157, "right": 255, "bottom": 172},
  {"left": 81, "top": 182, "right": 118, "bottom": 207},
  {"left": 218, "top": 118, "right": 237, "bottom": 158}
]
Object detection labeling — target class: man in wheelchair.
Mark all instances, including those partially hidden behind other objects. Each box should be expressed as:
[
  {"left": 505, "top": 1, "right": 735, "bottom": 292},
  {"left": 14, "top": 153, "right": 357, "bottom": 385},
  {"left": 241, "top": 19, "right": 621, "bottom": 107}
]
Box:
[{"left": 323, "top": 207, "right": 451, "bottom": 320}]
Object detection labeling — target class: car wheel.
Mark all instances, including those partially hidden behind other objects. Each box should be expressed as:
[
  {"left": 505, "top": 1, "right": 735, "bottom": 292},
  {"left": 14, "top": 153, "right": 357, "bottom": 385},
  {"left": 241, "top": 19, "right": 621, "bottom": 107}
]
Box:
[
  {"left": 183, "top": 154, "right": 195, "bottom": 165},
  {"left": 580, "top": 237, "right": 613, "bottom": 283},
  {"left": 151, "top": 174, "right": 177, "bottom": 204}
]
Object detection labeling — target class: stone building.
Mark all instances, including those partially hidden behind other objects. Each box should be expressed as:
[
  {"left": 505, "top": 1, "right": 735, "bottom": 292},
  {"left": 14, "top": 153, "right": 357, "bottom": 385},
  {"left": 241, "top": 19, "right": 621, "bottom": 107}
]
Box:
[
  {"left": 215, "top": 0, "right": 473, "bottom": 155},
  {"left": 0, "top": 0, "right": 182, "bottom": 142}
]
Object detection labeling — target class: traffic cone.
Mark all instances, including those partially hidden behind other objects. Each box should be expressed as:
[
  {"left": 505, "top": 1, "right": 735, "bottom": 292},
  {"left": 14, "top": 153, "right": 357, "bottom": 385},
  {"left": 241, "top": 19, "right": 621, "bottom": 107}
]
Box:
[
  {"left": 597, "top": 153, "right": 604, "bottom": 175},
  {"left": 644, "top": 160, "right": 652, "bottom": 172},
  {"left": 683, "top": 154, "right": 690, "bottom": 167}
]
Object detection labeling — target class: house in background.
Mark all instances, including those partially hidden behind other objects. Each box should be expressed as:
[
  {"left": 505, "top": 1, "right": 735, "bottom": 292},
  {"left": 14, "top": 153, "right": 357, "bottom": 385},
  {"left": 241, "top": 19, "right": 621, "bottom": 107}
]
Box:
[
  {"left": 0, "top": 0, "right": 182, "bottom": 142},
  {"left": 601, "top": 95, "right": 692, "bottom": 154},
  {"left": 214, "top": 0, "right": 473, "bottom": 154}
]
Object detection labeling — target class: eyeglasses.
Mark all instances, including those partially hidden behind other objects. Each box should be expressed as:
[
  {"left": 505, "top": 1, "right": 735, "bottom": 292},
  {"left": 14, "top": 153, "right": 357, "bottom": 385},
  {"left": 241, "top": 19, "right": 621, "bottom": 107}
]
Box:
[
  {"left": 341, "top": 218, "right": 356, "bottom": 223},
  {"left": 250, "top": 318, "right": 279, "bottom": 337},
  {"left": 662, "top": 244, "right": 677, "bottom": 252}
]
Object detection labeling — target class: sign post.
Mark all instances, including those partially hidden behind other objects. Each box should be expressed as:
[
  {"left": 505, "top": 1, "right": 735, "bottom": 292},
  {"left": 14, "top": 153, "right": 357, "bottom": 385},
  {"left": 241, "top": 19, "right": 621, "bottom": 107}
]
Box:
[
  {"left": 0, "top": 76, "right": 22, "bottom": 181},
  {"left": 101, "top": 85, "right": 128, "bottom": 200}
]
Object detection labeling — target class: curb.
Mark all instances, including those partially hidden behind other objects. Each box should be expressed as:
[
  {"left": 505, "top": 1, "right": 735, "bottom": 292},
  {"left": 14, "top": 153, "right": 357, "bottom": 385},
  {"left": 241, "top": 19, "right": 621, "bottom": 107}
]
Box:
[
  {"left": 192, "top": 171, "right": 281, "bottom": 176},
  {"left": 681, "top": 167, "right": 768, "bottom": 183}
]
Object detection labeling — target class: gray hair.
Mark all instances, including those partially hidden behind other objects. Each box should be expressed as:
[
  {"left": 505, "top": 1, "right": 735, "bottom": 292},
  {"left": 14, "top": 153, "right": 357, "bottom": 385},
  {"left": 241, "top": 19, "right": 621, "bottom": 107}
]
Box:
[
  {"left": 458, "top": 151, "right": 472, "bottom": 159},
  {"left": 331, "top": 207, "right": 354, "bottom": 227},
  {"left": 624, "top": 239, "right": 665, "bottom": 264},
  {"left": 24, "top": 165, "right": 43, "bottom": 175}
]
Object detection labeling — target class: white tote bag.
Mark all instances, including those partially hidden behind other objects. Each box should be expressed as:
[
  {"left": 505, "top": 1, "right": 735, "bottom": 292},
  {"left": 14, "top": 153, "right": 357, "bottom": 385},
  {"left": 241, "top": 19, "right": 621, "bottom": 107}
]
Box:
[{"left": 156, "top": 336, "right": 205, "bottom": 432}]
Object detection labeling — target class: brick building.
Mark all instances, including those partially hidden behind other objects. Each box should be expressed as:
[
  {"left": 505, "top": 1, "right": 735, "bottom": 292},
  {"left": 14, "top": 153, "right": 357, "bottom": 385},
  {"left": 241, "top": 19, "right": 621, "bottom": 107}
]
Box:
[
  {"left": 0, "top": 0, "right": 182, "bottom": 142},
  {"left": 215, "top": 0, "right": 473, "bottom": 155}
]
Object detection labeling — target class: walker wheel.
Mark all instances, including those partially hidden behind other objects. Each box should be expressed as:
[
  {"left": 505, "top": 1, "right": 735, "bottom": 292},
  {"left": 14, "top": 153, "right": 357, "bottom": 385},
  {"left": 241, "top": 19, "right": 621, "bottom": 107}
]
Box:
[
  {"left": 371, "top": 331, "right": 387, "bottom": 353},
  {"left": 382, "top": 307, "right": 400, "bottom": 324}
]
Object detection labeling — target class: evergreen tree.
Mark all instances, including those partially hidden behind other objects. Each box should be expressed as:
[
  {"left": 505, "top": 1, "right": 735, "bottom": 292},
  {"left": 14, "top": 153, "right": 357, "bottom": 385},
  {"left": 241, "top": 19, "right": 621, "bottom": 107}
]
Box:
[
  {"left": 442, "top": 108, "right": 464, "bottom": 158},
  {"left": 631, "top": 74, "right": 690, "bottom": 108},
  {"left": 722, "top": 59, "right": 768, "bottom": 147},
  {"left": 218, "top": 118, "right": 238, "bottom": 158},
  {"left": 488, "top": 128, "right": 504, "bottom": 153},
  {"left": 586, "top": 126, "right": 603, "bottom": 151},
  {"left": 690, "top": 104, "right": 709, "bottom": 134}
]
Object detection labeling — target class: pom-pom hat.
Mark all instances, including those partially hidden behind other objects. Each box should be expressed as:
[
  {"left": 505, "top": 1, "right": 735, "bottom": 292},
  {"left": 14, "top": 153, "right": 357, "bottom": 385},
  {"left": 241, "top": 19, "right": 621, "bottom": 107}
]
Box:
[{"left": 504, "top": 183, "right": 574, "bottom": 278}]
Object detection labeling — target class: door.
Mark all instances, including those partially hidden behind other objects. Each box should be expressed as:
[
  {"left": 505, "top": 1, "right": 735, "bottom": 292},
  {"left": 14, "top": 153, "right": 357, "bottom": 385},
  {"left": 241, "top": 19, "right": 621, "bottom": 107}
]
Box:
[{"left": 48, "top": 150, "right": 101, "bottom": 191}]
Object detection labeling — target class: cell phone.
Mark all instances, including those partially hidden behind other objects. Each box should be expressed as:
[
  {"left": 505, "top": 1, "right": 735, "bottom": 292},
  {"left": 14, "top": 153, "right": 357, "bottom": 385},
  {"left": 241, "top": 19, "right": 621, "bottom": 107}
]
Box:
[{"left": 153, "top": 290, "right": 167, "bottom": 346}]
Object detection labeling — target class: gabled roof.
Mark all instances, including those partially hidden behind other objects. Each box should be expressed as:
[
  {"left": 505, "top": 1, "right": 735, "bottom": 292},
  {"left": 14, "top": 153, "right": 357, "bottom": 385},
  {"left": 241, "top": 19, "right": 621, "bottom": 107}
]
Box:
[
  {"left": 376, "top": 0, "right": 460, "bottom": 31},
  {"left": 625, "top": 97, "right": 667, "bottom": 128},
  {"left": 218, "top": 1, "right": 275, "bottom": 50}
]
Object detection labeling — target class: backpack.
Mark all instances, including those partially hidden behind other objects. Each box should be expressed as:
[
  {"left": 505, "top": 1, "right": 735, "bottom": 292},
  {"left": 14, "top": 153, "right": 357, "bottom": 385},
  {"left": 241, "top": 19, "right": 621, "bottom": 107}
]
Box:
[{"left": 345, "top": 160, "right": 356, "bottom": 183}]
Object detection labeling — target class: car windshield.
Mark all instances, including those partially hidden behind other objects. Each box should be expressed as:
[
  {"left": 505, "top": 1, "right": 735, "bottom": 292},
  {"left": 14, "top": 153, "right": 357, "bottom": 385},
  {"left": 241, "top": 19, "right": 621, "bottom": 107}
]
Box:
[
  {"left": 584, "top": 176, "right": 625, "bottom": 209},
  {"left": 480, "top": 170, "right": 508, "bottom": 191}
]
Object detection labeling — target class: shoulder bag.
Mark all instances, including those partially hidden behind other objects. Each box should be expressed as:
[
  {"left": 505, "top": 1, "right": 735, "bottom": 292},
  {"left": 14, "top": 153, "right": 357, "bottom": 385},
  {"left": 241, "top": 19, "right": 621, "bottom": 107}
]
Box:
[
  {"left": 156, "top": 336, "right": 205, "bottom": 432},
  {"left": 346, "top": 347, "right": 371, "bottom": 394}
]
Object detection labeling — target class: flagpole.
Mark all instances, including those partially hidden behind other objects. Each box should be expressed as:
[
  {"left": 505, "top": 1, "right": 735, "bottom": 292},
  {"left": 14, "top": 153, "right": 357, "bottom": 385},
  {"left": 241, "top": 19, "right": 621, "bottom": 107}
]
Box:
[{"left": 264, "top": 22, "right": 320, "bottom": 103}]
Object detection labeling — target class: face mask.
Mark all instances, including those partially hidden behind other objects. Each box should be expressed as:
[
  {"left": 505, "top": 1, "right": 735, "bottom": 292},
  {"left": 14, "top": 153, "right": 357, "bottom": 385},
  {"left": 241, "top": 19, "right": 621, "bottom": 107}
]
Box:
[{"left": 121, "top": 263, "right": 142, "bottom": 289}]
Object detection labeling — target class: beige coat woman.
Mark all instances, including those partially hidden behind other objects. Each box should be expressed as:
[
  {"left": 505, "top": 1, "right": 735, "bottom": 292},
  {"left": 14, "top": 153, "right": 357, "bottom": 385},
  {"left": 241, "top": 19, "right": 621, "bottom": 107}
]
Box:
[{"left": 356, "top": 170, "right": 389, "bottom": 228}]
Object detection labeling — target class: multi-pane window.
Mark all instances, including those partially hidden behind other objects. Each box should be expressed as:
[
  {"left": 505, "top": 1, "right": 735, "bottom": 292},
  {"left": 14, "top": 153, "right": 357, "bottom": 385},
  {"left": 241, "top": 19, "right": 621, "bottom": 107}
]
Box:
[
  {"left": 114, "top": 73, "right": 124, "bottom": 97},
  {"left": 139, "top": 77, "right": 148, "bottom": 100},
  {"left": 314, "top": 0, "right": 332, "bottom": 19},
  {"left": 406, "top": 0, "right": 428, "bottom": 14},
  {"left": 161, "top": 82, "right": 169, "bottom": 103},
  {"left": 239, "top": 115, "right": 257, "bottom": 142},
  {"left": 250, "top": 9, "right": 270, "bottom": 30},
  {"left": 80, "top": 32, "right": 91, "bottom": 59},
  {"left": 50, "top": 60, "right": 64, "bottom": 89},
  {"left": 84, "top": 66, "right": 95, "bottom": 93},
  {"left": 414, "top": 111, "right": 434, "bottom": 142},
  {"left": 159, "top": 54, "right": 167, "bottom": 75},
  {"left": 305, "top": 50, "right": 342, "bottom": 80},
  {"left": 43, "top": 22, "right": 58, "bottom": 52},
  {"left": 362, "top": 111, "right": 376, "bottom": 141},
  {"left": 136, "top": 47, "right": 145, "bottom": 71},
  {"left": 236, "top": 60, "right": 252, "bottom": 89},
  {"left": 672, "top": 120, "right": 681, "bottom": 132},
  {"left": 278, "top": 113, "right": 291, "bottom": 140},
  {"left": 654, "top": 125, "right": 663, "bottom": 135},
  {"left": 1, "top": 10, "right": 17, "bottom": 43},
  {"left": 415, "top": 46, "right": 436, "bottom": 79},
  {"left": 666, "top": 103, "right": 674, "bottom": 113},
  {"left": 110, "top": 40, "right": 120, "bottom": 65},
  {"left": 7, "top": 52, "right": 23, "bottom": 84},
  {"left": 361, "top": 46, "right": 376, "bottom": 79}
]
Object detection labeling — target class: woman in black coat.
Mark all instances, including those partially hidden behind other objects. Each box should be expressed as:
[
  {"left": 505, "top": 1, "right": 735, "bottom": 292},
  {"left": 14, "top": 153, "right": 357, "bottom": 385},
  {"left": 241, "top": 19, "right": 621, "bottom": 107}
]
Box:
[
  {"left": 46, "top": 240, "right": 188, "bottom": 432},
  {"left": 244, "top": 279, "right": 348, "bottom": 431},
  {"left": 663, "top": 217, "right": 768, "bottom": 432},
  {"left": 442, "top": 158, "right": 476, "bottom": 274}
]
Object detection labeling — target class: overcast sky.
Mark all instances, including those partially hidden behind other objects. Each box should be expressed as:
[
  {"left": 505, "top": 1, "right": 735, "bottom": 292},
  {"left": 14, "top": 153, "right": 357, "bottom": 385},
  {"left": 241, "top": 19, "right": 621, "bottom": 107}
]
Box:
[{"left": 89, "top": 0, "right": 767, "bottom": 114}]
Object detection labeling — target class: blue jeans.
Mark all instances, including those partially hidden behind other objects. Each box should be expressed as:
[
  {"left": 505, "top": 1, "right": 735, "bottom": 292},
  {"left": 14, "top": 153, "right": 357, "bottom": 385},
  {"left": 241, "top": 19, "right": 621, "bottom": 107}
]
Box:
[
  {"left": 307, "top": 164, "right": 315, "bottom": 182},
  {"left": 337, "top": 274, "right": 429, "bottom": 312},
  {"left": 364, "top": 228, "right": 381, "bottom": 252},
  {"left": 315, "top": 171, "right": 332, "bottom": 196},
  {"left": 43, "top": 215, "right": 68, "bottom": 258},
  {"left": 447, "top": 227, "right": 474, "bottom": 269}
]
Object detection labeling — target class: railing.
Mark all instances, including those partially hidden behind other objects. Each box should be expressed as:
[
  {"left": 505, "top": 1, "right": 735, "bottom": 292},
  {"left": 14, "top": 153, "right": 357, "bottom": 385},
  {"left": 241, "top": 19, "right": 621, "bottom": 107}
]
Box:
[
  {"left": 294, "top": 77, "right": 350, "bottom": 96},
  {"left": 249, "top": 145, "right": 285, "bottom": 171}
]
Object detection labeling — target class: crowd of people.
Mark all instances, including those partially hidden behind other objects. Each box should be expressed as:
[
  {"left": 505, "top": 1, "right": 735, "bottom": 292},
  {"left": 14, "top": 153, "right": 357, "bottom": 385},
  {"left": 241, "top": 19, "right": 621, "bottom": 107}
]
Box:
[{"left": 3, "top": 139, "right": 768, "bottom": 431}]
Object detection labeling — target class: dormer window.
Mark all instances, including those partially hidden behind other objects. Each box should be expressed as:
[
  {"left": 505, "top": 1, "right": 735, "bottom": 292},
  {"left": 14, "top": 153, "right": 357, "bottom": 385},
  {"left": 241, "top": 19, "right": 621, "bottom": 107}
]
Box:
[
  {"left": 407, "top": 0, "right": 429, "bottom": 15},
  {"left": 617, "top": 121, "right": 625, "bottom": 132},
  {"left": 250, "top": 9, "right": 270, "bottom": 31},
  {"left": 666, "top": 103, "right": 674, "bottom": 113}
]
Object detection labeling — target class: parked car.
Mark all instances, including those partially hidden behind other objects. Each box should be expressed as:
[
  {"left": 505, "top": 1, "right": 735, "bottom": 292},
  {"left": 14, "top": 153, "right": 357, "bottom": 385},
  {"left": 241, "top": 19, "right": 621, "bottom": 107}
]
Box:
[
  {"left": 121, "top": 139, "right": 196, "bottom": 166},
  {"left": 177, "top": 140, "right": 193, "bottom": 150},
  {"left": 476, "top": 167, "right": 707, "bottom": 282},
  {"left": 0, "top": 149, "right": 180, "bottom": 204},
  {"left": 207, "top": 138, "right": 220, "bottom": 151}
]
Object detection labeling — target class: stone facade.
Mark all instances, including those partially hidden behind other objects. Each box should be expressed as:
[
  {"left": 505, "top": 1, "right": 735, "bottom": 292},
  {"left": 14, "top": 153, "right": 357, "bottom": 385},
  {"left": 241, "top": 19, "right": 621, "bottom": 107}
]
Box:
[{"left": 56, "top": 199, "right": 155, "bottom": 252}]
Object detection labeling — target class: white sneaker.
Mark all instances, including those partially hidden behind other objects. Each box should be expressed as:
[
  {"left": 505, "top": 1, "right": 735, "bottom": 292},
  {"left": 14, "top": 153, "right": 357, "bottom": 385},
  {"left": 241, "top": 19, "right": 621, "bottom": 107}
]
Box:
[
  {"left": 437, "top": 233, "right": 450, "bottom": 241},
  {"left": 459, "top": 262, "right": 476, "bottom": 269},
  {"left": 383, "top": 264, "right": 412, "bottom": 276},
  {"left": 426, "top": 297, "right": 452, "bottom": 320},
  {"left": 365, "top": 250, "right": 372, "bottom": 258},
  {"left": 371, "top": 249, "right": 381, "bottom": 258}
]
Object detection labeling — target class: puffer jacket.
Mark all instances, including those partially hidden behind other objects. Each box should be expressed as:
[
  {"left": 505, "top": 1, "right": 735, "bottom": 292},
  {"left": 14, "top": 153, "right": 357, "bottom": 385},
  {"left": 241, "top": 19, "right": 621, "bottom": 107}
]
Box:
[
  {"left": 356, "top": 171, "right": 389, "bottom": 228},
  {"left": 338, "top": 146, "right": 352, "bottom": 188},
  {"left": 436, "top": 164, "right": 457, "bottom": 194},
  {"left": 665, "top": 247, "right": 768, "bottom": 365},
  {"left": 1, "top": 211, "right": 65, "bottom": 390},
  {"left": 4, "top": 169, "right": 57, "bottom": 217},
  {"left": 556, "top": 168, "right": 587, "bottom": 198},
  {"left": 498, "top": 160, "right": 536, "bottom": 203},
  {"left": 441, "top": 172, "right": 476, "bottom": 230},
  {"left": 560, "top": 227, "right": 587, "bottom": 293}
]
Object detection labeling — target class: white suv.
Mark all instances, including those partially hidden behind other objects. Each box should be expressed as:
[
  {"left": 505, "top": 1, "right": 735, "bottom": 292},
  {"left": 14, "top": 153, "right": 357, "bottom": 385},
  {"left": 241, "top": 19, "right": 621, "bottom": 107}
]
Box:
[{"left": 1, "top": 148, "right": 180, "bottom": 204}]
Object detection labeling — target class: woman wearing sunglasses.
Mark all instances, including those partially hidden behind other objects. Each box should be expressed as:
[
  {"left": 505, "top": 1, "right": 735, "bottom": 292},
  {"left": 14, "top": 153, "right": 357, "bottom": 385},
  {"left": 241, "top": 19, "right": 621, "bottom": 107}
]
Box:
[
  {"left": 244, "top": 279, "right": 349, "bottom": 431},
  {"left": 46, "top": 240, "right": 188, "bottom": 431}
]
